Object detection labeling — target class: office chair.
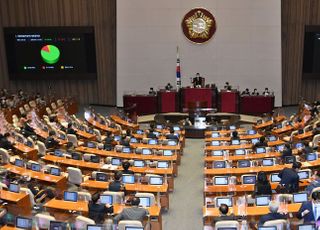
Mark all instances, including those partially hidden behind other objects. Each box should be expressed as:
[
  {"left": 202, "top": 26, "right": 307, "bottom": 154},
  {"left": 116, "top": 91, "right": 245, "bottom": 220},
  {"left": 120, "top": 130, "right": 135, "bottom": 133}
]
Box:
[
  {"left": 36, "top": 141, "right": 47, "bottom": 157},
  {"left": 0, "top": 148, "right": 10, "bottom": 164},
  {"left": 215, "top": 220, "right": 240, "bottom": 230},
  {"left": 263, "top": 219, "right": 289, "bottom": 230},
  {"left": 117, "top": 220, "right": 143, "bottom": 230},
  {"left": 34, "top": 213, "right": 56, "bottom": 230},
  {"left": 309, "top": 134, "right": 320, "bottom": 148},
  {"left": 78, "top": 191, "right": 92, "bottom": 202},
  {"left": 102, "top": 191, "right": 124, "bottom": 204},
  {"left": 74, "top": 216, "right": 95, "bottom": 230},
  {"left": 67, "top": 167, "right": 83, "bottom": 186}
]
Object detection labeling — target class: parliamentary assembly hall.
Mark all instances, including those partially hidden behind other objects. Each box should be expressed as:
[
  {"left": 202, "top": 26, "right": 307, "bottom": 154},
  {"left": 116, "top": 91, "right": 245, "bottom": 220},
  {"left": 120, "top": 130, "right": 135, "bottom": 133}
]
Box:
[{"left": 1, "top": 0, "right": 320, "bottom": 229}]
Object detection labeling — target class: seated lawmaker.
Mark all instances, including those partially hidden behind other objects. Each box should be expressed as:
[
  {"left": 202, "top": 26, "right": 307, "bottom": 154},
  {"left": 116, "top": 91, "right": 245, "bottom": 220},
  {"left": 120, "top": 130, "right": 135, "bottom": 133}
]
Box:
[
  {"left": 192, "top": 73, "right": 204, "bottom": 88},
  {"left": 254, "top": 136, "right": 268, "bottom": 148},
  {"left": 231, "top": 131, "right": 239, "bottom": 140},
  {"left": 66, "top": 123, "right": 77, "bottom": 135},
  {"left": 297, "top": 191, "right": 320, "bottom": 223},
  {"left": 258, "top": 201, "right": 287, "bottom": 226},
  {"left": 0, "top": 133, "right": 14, "bottom": 150},
  {"left": 263, "top": 88, "right": 271, "bottom": 96},
  {"left": 241, "top": 88, "right": 250, "bottom": 96},
  {"left": 165, "top": 83, "right": 173, "bottom": 91},
  {"left": 251, "top": 88, "right": 259, "bottom": 96},
  {"left": 166, "top": 128, "right": 179, "bottom": 141},
  {"left": 212, "top": 204, "right": 237, "bottom": 226},
  {"left": 305, "top": 171, "right": 320, "bottom": 196},
  {"left": 45, "top": 131, "right": 59, "bottom": 149},
  {"left": 113, "top": 197, "right": 149, "bottom": 223},
  {"left": 148, "top": 87, "right": 156, "bottom": 96},
  {"left": 281, "top": 143, "right": 293, "bottom": 161},
  {"left": 254, "top": 171, "right": 272, "bottom": 196},
  {"left": 224, "top": 82, "right": 232, "bottom": 90},
  {"left": 121, "top": 161, "right": 134, "bottom": 175},
  {"left": 89, "top": 193, "right": 113, "bottom": 224},
  {"left": 109, "top": 172, "right": 125, "bottom": 192}
]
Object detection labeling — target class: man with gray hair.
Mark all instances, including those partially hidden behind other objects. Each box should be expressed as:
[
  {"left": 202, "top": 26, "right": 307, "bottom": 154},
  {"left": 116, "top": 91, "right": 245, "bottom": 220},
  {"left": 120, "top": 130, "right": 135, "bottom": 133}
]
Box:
[{"left": 258, "top": 201, "right": 287, "bottom": 226}]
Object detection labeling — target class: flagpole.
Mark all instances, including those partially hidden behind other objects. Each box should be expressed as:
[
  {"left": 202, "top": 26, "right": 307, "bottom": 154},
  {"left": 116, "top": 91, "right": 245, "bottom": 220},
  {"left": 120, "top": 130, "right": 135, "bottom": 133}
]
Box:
[{"left": 176, "top": 46, "right": 181, "bottom": 90}]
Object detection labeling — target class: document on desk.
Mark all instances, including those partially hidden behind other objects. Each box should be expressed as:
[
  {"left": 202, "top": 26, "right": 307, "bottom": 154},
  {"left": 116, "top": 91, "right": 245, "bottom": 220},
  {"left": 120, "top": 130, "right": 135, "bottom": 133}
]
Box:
[{"left": 101, "top": 164, "right": 118, "bottom": 170}]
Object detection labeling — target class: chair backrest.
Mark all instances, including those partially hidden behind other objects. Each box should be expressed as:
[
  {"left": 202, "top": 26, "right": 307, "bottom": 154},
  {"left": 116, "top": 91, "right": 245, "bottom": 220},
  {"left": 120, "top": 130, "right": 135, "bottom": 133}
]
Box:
[
  {"left": 75, "top": 216, "right": 95, "bottom": 230},
  {"left": 118, "top": 220, "right": 143, "bottom": 230},
  {"left": 67, "top": 134, "right": 78, "bottom": 147},
  {"left": 274, "top": 194, "right": 293, "bottom": 203},
  {"left": 93, "top": 129, "right": 102, "bottom": 142},
  {"left": 304, "top": 125, "right": 312, "bottom": 133},
  {"left": 27, "top": 137, "right": 35, "bottom": 148},
  {"left": 102, "top": 191, "right": 124, "bottom": 204},
  {"left": 20, "top": 187, "right": 35, "bottom": 207},
  {"left": 0, "top": 182, "right": 8, "bottom": 189},
  {"left": 135, "top": 192, "right": 156, "bottom": 206},
  {"left": 57, "top": 99, "right": 64, "bottom": 107},
  {"left": 36, "top": 141, "right": 47, "bottom": 156},
  {"left": 78, "top": 191, "right": 92, "bottom": 202},
  {"left": 29, "top": 100, "right": 36, "bottom": 108},
  {"left": 263, "top": 219, "right": 288, "bottom": 230},
  {"left": 46, "top": 107, "right": 52, "bottom": 115},
  {"left": 35, "top": 213, "right": 56, "bottom": 229},
  {"left": 51, "top": 102, "right": 57, "bottom": 110},
  {"left": 0, "top": 148, "right": 10, "bottom": 164},
  {"left": 83, "top": 154, "right": 94, "bottom": 162},
  {"left": 215, "top": 220, "right": 240, "bottom": 230},
  {"left": 290, "top": 130, "right": 298, "bottom": 139},
  {"left": 67, "top": 167, "right": 83, "bottom": 185},
  {"left": 24, "top": 104, "right": 30, "bottom": 112},
  {"left": 19, "top": 107, "right": 25, "bottom": 115},
  {"left": 312, "top": 134, "right": 320, "bottom": 147}
]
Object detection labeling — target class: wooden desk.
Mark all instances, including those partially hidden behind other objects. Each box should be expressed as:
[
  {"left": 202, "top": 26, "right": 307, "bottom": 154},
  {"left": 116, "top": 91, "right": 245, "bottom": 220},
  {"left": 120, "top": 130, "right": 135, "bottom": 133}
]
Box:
[
  {"left": 253, "top": 120, "right": 273, "bottom": 130},
  {"left": 4, "top": 164, "right": 67, "bottom": 191},
  {"left": 204, "top": 180, "right": 309, "bottom": 194},
  {"left": 87, "top": 118, "right": 119, "bottom": 134},
  {"left": 204, "top": 152, "right": 282, "bottom": 162},
  {"left": 81, "top": 180, "right": 169, "bottom": 209},
  {"left": 44, "top": 198, "right": 88, "bottom": 213},
  {"left": 0, "top": 189, "right": 31, "bottom": 216},
  {"left": 267, "top": 140, "right": 285, "bottom": 147},
  {"left": 204, "top": 129, "right": 246, "bottom": 136},
  {"left": 272, "top": 126, "right": 294, "bottom": 135},
  {"left": 13, "top": 143, "right": 38, "bottom": 161},
  {"left": 205, "top": 144, "right": 253, "bottom": 152},
  {"left": 205, "top": 134, "right": 262, "bottom": 142},
  {"left": 110, "top": 115, "right": 139, "bottom": 130},
  {"left": 204, "top": 159, "right": 320, "bottom": 176},
  {"left": 76, "top": 130, "right": 96, "bottom": 140},
  {"left": 130, "top": 143, "right": 181, "bottom": 151},
  {"left": 294, "top": 131, "right": 313, "bottom": 141},
  {"left": 35, "top": 129, "right": 67, "bottom": 146}
]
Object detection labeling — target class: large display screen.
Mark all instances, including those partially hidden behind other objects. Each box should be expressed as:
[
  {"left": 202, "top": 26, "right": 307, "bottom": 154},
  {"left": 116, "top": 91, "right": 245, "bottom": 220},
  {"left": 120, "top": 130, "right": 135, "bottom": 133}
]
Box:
[{"left": 4, "top": 26, "right": 97, "bottom": 80}]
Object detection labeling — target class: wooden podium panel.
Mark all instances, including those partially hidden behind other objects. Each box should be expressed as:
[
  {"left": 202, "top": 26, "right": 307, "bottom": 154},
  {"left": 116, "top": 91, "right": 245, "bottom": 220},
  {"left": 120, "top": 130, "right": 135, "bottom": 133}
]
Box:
[
  {"left": 180, "top": 87, "right": 217, "bottom": 111},
  {"left": 240, "top": 95, "right": 274, "bottom": 115},
  {"left": 158, "top": 90, "right": 179, "bottom": 113},
  {"left": 123, "top": 94, "right": 158, "bottom": 115},
  {"left": 219, "top": 90, "right": 240, "bottom": 113}
]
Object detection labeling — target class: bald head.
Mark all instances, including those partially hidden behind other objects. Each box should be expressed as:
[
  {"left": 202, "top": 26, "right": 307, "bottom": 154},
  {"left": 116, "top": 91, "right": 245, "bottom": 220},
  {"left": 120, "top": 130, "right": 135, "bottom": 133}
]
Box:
[{"left": 269, "top": 201, "right": 279, "bottom": 213}]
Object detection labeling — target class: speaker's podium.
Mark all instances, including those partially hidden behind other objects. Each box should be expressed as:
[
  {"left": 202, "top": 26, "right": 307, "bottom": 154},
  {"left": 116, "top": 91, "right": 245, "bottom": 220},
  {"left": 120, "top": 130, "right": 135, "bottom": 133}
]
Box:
[
  {"left": 219, "top": 89, "right": 240, "bottom": 113},
  {"left": 180, "top": 87, "right": 217, "bottom": 112},
  {"left": 158, "top": 90, "right": 179, "bottom": 113}
]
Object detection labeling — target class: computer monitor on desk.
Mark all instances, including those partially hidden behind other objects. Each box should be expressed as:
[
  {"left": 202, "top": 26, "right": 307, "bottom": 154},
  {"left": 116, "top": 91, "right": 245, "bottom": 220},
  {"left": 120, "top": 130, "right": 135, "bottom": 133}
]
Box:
[
  {"left": 87, "top": 225, "right": 104, "bottom": 230},
  {"left": 122, "top": 174, "right": 135, "bottom": 184},
  {"left": 214, "top": 176, "right": 229, "bottom": 185},
  {"left": 15, "top": 216, "right": 32, "bottom": 230},
  {"left": 63, "top": 191, "right": 78, "bottom": 202},
  {"left": 50, "top": 221, "right": 68, "bottom": 230},
  {"left": 100, "top": 195, "right": 113, "bottom": 205}
]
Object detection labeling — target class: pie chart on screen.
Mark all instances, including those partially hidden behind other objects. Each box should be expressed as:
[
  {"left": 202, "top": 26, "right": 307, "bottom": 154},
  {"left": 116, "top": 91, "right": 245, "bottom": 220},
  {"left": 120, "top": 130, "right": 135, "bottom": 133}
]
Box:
[{"left": 40, "top": 45, "right": 60, "bottom": 64}]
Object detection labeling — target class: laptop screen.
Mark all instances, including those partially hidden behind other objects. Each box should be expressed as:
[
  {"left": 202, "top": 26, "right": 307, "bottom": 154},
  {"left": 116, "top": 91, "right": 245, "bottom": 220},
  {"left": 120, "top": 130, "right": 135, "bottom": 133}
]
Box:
[
  {"left": 149, "top": 176, "right": 163, "bottom": 185},
  {"left": 306, "top": 153, "right": 317, "bottom": 161},
  {"left": 298, "top": 171, "right": 310, "bottom": 180},
  {"left": 148, "top": 139, "right": 157, "bottom": 145},
  {"left": 142, "top": 148, "right": 152, "bottom": 155},
  {"left": 15, "top": 159, "right": 24, "bottom": 167},
  {"left": 216, "top": 197, "right": 232, "bottom": 207},
  {"left": 133, "top": 160, "right": 145, "bottom": 167},
  {"left": 212, "top": 150, "right": 223, "bottom": 156},
  {"left": 297, "top": 224, "right": 316, "bottom": 230},
  {"left": 295, "top": 142, "right": 304, "bottom": 149},
  {"left": 9, "top": 183, "right": 20, "bottom": 193},
  {"left": 213, "top": 161, "right": 226, "bottom": 168},
  {"left": 231, "top": 139, "right": 240, "bottom": 145},
  {"left": 54, "top": 149, "right": 64, "bottom": 157},
  {"left": 238, "top": 160, "right": 251, "bottom": 168},
  {"left": 63, "top": 191, "right": 78, "bottom": 202},
  {"left": 270, "top": 173, "right": 281, "bottom": 182},
  {"left": 211, "top": 141, "right": 220, "bottom": 146},
  {"left": 157, "top": 161, "right": 169, "bottom": 168},
  {"left": 229, "top": 125, "right": 236, "bottom": 130},
  {"left": 111, "top": 158, "right": 121, "bottom": 166},
  {"left": 114, "top": 135, "right": 121, "bottom": 141},
  {"left": 255, "top": 196, "right": 271, "bottom": 206},
  {"left": 50, "top": 167, "right": 61, "bottom": 176},
  {"left": 122, "top": 175, "right": 135, "bottom": 184},
  {"left": 139, "top": 197, "right": 151, "bottom": 207},
  {"left": 235, "top": 149, "right": 245, "bottom": 155},
  {"left": 247, "top": 130, "right": 256, "bottom": 135},
  {"left": 211, "top": 132, "right": 220, "bottom": 138},
  {"left": 256, "top": 147, "right": 266, "bottom": 154},
  {"left": 173, "top": 126, "right": 180, "bottom": 131},
  {"left": 276, "top": 145, "right": 285, "bottom": 152},
  {"left": 163, "top": 150, "right": 173, "bottom": 156},
  {"left": 100, "top": 195, "right": 113, "bottom": 205},
  {"left": 167, "top": 140, "right": 177, "bottom": 146},
  {"left": 15, "top": 216, "right": 32, "bottom": 229},
  {"left": 122, "top": 147, "right": 131, "bottom": 153},
  {"left": 258, "top": 227, "right": 277, "bottom": 230},
  {"left": 125, "top": 227, "right": 144, "bottom": 230},
  {"left": 50, "top": 221, "right": 68, "bottom": 230},
  {"left": 31, "top": 163, "right": 41, "bottom": 172},
  {"left": 251, "top": 138, "right": 259, "bottom": 144},
  {"left": 87, "top": 142, "right": 96, "bottom": 148},
  {"left": 262, "top": 159, "right": 274, "bottom": 166},
  {"left": 277, "top": 123, "right": 283, "bottom": 129},
  {"left": 156, "top": 124, "right": 163, "bottom": 129},
  {"left": 293, "top": 193, "right": 308, "bottom": 203},
  {"left": 268, "top": 136, "right": 277, "bottom": 142},
  {"left": 243, "top": 175, "right": 256, "bottom": 184},
  {"left": 214, "top": 176, "right": 229, "bottom": 185},
  {"left": 136, "top": 130, "right": 143, "bottom": 134},
  {"left": 130, "top": 138, "right": 138, "bottom": 143},
  {"left": 96, "top": 173, "right": 108, "bottom": 182},
  {"left": 87, "top": 225, "right": 104, "bottom": 230}
]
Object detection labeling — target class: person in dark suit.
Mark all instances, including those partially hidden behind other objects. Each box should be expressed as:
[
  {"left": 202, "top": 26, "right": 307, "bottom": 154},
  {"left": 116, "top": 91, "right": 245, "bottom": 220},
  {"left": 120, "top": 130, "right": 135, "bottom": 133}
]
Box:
[
  {"left": 258, "top": 201, "right": 287, "bottom": 226},
  {"left": 306, "top": 171, "right": 320, "bottom": 196},
  {"left": 0, "top": 133, "right": 14, "bottom": 150},
  {"left": 66, "top": 123, "right": 77, "bottom": 135},
  {"left": 254, "top": 171, "right": 272, "bottom": 196},
  {"left": 278, "top": 161, "right": 302, "bottom": 193},
  {"left": 146, "top": 124, "right": 157, "bottom": 139},
  {"left": 231, "top": 131, "right": 239, "bottom": 141},
  {"left": 121, "top": 161, "right": 134, "bottom": 175},
  {"left": 44, "top": 131, "right": 59, "bottom": 149},
  {"left": 297, "top": 191, "right": 320, "bottom": 223},
  {"left": 252, "top": 88, "right": 259, "bottom": 96},
  {"left": 241, "top": 88, "right": 250, "bottom": 96},
  {"left": 192, "top": 73, "right": 204, "bottom": 88},
  {"left": 88, "top": 193, "right": 113, "bottom": 224},
  {"left": 109, "top": 172, "right": 125, "bottom": 192},
  {"left": 113, "top": 197, "right": 149, "bottom": 223},
  {"left": 212, "top": 204, "right": 237, "bottom": 226},
  {"left": 281, "top": 143, "right": 293, "bottom": 161},
  {"left": 254, "top": 136, "right": 268, "bottom": 148},
  {"left": 224, "top": 82, "right": 232, "bottom": 90},
  {"left": 22, "top": 119, "right": 36, "bottom": 137},
  {"left": 166, "top": 128, "right": 179, "bottom": 141},
  {"left": 103, "top": 132, "right": 115, "bottom": 151}
]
